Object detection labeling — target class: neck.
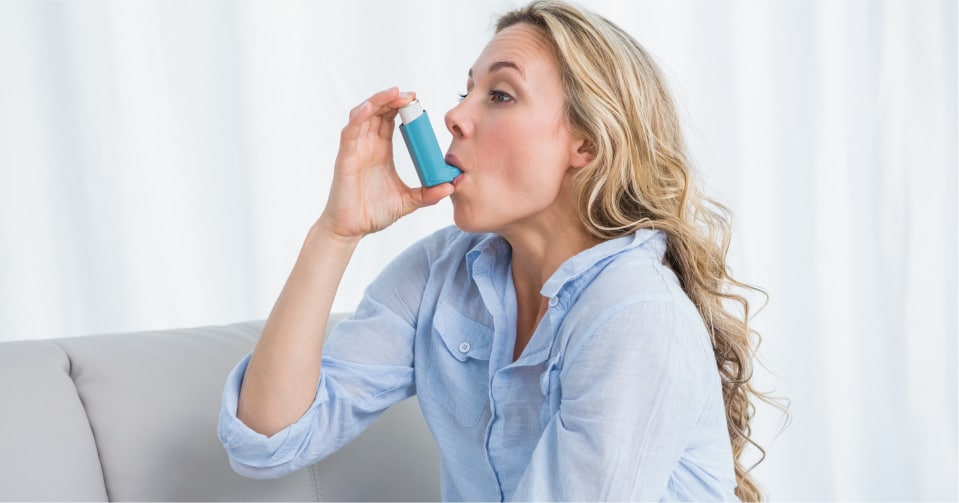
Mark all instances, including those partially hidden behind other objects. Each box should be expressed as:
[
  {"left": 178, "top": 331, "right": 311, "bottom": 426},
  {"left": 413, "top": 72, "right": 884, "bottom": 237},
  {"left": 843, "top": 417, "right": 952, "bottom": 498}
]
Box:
[
  {"left": 504, "top": 222, "right": 599, "bottom": 295},
  {"left": 501, "top": 213, "right": 601, "bottom": 361},
  {"left": 499, "top": 180, "right": 600, "bottom": 292}
]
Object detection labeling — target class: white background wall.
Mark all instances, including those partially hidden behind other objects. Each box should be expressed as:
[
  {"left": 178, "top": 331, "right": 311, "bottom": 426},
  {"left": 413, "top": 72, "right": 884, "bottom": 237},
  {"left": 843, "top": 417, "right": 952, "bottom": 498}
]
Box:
[{"left": 0, "top": 0, "right": 955, "bottom": 500}]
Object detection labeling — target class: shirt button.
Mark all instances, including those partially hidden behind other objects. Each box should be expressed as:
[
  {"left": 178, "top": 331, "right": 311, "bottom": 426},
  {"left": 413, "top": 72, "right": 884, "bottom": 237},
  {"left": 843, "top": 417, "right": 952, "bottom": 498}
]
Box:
[
  {"left": 548, "top": 297, "right": 559, "bottom": 307},
  {"left": 459, "top": 342, "right": 471, "bottom": 353}
]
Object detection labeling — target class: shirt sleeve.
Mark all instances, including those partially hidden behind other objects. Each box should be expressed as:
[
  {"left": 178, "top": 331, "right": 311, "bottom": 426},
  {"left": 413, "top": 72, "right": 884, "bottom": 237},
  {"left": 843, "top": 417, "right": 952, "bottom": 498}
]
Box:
[
  {"left": 217, "top": 233, "right": 437, "bottom": 479},
  {"left": 510, "top": 300, "right": 724, "bottom": 501}
]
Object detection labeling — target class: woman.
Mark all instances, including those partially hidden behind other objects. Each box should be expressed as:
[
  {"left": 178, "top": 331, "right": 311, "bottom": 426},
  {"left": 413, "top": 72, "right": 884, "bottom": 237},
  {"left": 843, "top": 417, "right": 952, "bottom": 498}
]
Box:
[{"left": 219, "top": 1, "right": 770, "bottom": 500}]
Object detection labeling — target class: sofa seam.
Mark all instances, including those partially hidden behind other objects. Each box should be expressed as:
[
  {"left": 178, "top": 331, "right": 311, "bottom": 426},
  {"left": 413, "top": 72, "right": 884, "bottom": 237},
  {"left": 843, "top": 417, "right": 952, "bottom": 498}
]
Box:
[
  {"left": 310, "top": 461, "right": 322, "bottom": 501},
  {"left": 51, "top": 340, "right": 112, "bottom": 502}
]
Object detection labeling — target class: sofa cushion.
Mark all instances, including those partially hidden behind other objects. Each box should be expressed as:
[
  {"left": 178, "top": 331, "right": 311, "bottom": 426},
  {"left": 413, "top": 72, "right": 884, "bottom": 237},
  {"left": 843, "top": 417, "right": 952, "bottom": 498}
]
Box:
[
  {"left": 0, "top": 316, "right": 441, "bottom": 502},
  {"left": 53, "top": 320, "right": 319, "bottom": 501},
  {"left": 0, "top": 340, "right": 109, "bottom": 501}
]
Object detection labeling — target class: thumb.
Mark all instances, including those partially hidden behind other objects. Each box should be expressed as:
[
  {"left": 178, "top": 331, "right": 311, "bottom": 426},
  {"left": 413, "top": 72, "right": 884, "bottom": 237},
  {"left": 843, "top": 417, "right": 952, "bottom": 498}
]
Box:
[{"left": 406, "top": 183, "right": 455, "bottom": 211}]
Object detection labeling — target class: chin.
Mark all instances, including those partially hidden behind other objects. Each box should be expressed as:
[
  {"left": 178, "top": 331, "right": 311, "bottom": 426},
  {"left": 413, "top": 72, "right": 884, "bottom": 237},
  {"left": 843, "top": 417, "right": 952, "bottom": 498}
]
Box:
[
  {"left": 452, "top": 209, "right": 496, "bottom": 235},
  {"left": 452, "top": 215, "right": 482, "bottom": 234}
]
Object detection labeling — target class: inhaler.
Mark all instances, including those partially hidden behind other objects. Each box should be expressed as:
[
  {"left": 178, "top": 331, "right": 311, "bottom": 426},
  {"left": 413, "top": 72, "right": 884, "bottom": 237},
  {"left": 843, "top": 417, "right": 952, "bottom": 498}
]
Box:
[{"left": 397, "top": 100, "right": 461, "bottom": 187}]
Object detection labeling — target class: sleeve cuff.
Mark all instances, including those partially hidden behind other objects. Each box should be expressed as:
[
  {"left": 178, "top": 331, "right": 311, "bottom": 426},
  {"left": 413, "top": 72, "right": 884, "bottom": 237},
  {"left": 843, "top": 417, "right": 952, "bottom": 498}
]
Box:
[{"left": 216, "top": 353, "right": 331, "bottom": 477}]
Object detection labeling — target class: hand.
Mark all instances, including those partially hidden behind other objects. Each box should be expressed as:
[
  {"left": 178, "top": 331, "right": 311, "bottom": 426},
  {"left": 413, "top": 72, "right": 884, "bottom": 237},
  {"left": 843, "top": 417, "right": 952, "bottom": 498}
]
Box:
[{"left": 318, "top": 87, "right": 455, "bottom": 240}]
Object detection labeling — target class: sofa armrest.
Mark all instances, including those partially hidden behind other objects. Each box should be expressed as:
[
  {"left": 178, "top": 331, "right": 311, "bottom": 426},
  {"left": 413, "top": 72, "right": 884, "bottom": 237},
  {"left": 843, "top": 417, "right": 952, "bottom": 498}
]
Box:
[{"left": 0, "top": 340, "right": 109, "bottom": 501}]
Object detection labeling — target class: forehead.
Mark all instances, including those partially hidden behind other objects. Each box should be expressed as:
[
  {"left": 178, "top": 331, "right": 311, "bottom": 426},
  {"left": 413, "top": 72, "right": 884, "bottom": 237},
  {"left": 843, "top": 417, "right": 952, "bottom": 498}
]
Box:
[{"left": 470, "top": 23, "right": 559, "bottom": 79}]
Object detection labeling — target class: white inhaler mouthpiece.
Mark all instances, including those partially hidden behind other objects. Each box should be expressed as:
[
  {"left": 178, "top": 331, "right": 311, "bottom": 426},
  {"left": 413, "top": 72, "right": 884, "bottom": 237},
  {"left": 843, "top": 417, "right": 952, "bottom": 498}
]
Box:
[
  {"left": 398, "top": 100, "right": 423, "bottom": 124},
  {"left": 397, "top": 100, "right": 461, "bottom": 187}
]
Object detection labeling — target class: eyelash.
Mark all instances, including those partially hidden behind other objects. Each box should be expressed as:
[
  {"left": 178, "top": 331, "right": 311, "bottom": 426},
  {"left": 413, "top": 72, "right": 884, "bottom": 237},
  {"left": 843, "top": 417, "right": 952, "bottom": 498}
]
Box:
[{"left": 458, "top": 90, "right": 514, "bottom": 103}]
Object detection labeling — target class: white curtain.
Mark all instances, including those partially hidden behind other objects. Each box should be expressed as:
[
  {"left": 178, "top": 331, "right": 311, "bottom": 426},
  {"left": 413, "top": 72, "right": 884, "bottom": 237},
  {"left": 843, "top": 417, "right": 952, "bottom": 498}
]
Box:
[{"left": 0, "top": 0, "right": 954, "bottom": 500}]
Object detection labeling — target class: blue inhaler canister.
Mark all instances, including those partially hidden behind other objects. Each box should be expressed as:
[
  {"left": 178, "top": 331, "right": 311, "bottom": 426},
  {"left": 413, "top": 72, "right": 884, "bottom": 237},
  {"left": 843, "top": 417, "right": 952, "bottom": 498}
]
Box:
[{"left": 398, "top": 100, "right": 461, "bottom": 187}]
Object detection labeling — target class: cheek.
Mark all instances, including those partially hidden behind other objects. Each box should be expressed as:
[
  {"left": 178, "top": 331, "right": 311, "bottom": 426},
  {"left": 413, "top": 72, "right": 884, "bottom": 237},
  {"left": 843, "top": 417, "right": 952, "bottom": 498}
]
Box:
[
  {"left": 483, "top": 121, "right": 555, "bottom": 177},
  {"left": 474, "top": 111, "right": 573, "bottom": 200}
]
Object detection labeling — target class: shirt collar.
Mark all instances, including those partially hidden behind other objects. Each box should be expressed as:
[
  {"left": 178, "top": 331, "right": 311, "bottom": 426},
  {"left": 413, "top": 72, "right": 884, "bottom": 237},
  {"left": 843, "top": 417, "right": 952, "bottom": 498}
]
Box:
[
  {"left": 465, "top": 228, "right": 666, "bottom": 297},
  {"left": 540, "top": 228, "right": 666, "bottom": 298},
  {"left": 465, "top": 233, "right": 510, "bottom": 279}
]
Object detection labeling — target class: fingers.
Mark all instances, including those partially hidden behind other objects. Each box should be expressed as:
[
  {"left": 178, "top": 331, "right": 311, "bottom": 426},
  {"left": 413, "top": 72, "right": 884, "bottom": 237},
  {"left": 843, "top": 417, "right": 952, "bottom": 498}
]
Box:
[
  {"left": 342, "top": 87, "right": 417, "bottom": 143},
  {"left": 368, "top": 87, "right": 416, "bottom": 116},
  {"left": 347, "top": 87, "right": 397, "bottom": 118},
  {"left": 375, "top": 90, "right": 417, "bottom": 139}
]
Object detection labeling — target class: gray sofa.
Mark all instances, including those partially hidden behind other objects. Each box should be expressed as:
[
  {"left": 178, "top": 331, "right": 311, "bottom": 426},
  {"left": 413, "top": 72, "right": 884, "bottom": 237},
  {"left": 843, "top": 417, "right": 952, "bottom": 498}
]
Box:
[{"left": 0, "top": 315, "right": 440, "bottom": 501}]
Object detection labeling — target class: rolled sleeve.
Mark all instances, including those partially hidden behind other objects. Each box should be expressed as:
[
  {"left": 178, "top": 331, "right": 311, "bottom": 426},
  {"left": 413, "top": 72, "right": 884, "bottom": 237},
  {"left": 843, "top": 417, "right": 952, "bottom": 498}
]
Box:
[
  {"left": 217, "top": 353, "right": 333, "bottom": 479},
  {"left": 218, "top": 351, "right": 416, "bottom": 478}
]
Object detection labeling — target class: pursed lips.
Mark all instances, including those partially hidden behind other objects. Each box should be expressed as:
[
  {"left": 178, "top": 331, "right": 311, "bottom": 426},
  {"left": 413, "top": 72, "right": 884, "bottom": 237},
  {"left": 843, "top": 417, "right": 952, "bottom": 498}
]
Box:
[{"left": 445, "top": 153, "right": 465, "bottom": 187}]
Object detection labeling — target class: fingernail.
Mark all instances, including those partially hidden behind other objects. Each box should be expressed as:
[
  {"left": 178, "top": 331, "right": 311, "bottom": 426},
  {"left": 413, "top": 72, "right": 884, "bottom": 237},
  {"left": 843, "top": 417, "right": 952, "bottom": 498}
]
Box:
[{"left": 398, "top": 92, "right": 412, "bottom": 99}]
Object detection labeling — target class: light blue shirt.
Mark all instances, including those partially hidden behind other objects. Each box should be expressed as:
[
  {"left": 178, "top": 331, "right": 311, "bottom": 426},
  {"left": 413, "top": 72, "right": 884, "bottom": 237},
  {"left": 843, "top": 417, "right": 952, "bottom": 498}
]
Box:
[{"left": 218, "top": 226, "right": 738, "bottom": 501}]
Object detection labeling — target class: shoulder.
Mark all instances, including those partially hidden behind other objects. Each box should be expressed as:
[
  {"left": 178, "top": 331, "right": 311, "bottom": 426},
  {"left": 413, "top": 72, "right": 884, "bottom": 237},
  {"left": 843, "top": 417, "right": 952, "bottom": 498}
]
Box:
[
  {"left": 373, "top": 226, "right": 493, "bottom": 307},
  {"left": 379, "top": 226, "right": 489, "bottom": 278},
  {"left": 558, "top": 297, "right": 719, "bottom": 405},
  {"left": 558, "top": 235, "right": 714, "bottom": 374},
  {"left": 401, "top": 225, "right": 490, "bottom": 263},
  {"left": 567, "top": 232, "right": 690, "bottom": 321},
  {"left": 345, "top": 227, "right": 491, "bottom": 335},
  {"left": 366, "top": 226, "right": 484, "bottom": 296}
]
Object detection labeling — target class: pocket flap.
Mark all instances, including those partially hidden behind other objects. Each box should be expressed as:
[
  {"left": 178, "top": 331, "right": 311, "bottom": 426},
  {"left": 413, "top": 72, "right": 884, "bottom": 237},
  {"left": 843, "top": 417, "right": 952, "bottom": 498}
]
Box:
[{"left": 432, "top": 303, "right": 494, "bottom": 362}]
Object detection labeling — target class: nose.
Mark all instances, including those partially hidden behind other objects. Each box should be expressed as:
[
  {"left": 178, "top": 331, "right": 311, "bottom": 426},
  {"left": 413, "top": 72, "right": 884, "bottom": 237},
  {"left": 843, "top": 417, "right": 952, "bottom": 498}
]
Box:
[{"left": 444, "top": 98, "right": 472, "bottom": 139}]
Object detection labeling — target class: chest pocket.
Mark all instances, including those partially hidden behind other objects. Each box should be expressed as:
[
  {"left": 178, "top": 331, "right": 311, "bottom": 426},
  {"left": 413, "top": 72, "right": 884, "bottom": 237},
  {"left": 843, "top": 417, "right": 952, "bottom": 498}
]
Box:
[{"left": 426, "top": 303, "right": 493, "bottom": 427}]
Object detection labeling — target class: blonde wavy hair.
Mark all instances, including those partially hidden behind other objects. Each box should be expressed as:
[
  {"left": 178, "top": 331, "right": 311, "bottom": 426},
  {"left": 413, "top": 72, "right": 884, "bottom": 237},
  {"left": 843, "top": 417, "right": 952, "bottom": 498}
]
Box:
[{"left": 497, "top": 2, "right": 782, "bottom": 500}]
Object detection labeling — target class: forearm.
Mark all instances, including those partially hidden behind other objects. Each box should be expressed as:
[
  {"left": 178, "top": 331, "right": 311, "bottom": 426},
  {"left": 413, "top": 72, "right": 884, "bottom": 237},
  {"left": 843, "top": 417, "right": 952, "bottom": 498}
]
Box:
[
  {"left": 237, "top": 217, "right": 359, "bottom": 436},
  {"left": 234, "top": 87, "right": 449, "bottom": 437}
]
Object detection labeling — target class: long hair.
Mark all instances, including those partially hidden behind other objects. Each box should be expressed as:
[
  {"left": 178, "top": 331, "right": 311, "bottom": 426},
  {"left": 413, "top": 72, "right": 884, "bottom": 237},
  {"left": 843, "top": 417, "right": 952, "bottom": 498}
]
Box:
[{"left": 496, "top": 2, "right": 783, "bottom": 500}]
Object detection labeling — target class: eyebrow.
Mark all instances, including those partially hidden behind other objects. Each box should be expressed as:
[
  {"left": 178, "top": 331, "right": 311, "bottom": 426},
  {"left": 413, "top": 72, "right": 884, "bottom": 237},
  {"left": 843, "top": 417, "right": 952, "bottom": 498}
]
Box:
[{"left": 467, "top": 60, "right": 525, "bottom": 79}]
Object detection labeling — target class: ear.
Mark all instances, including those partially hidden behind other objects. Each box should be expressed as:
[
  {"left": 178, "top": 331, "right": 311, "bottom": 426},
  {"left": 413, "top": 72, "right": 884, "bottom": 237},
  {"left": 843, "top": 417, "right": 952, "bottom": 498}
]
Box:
[{"left": 570, "top": 138, "right": 596, "bottom": 169}]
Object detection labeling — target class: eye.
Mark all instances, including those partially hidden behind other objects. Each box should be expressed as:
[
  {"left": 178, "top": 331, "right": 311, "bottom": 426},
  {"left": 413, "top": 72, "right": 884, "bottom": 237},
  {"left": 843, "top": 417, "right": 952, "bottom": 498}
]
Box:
[
  {"left": 457, "top": 92, "right": 468, "bottom": 102},
  {"left": 488, "top": 90, "right": 514, "bottom": 103}
]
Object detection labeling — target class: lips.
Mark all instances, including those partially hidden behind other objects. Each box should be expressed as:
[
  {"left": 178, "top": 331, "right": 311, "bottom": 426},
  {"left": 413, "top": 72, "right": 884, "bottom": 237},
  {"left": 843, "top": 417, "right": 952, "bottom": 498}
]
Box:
[
  {"left": 445, "top": 153, "right": 464, "bottom": 187},
  {"left": 444, "top": 153, "right": 463, "bottom": 171}
]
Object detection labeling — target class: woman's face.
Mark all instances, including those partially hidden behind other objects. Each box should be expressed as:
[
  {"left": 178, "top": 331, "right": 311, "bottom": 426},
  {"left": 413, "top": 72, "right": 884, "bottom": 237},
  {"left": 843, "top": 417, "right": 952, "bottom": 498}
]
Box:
[{"left": 444, "top": 23, "right": 591, "bottom": 236}]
